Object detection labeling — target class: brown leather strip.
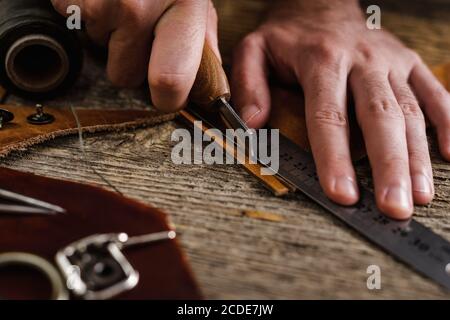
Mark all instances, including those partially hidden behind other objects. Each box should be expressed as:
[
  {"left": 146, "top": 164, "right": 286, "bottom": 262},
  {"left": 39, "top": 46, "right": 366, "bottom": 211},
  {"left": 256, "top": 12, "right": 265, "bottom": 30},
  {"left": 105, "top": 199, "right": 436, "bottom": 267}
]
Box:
[
  {"left": 0, "top": 167, "right": 202, "bottom": 300},
  {"left": 0, "top": 86, "right": 6, "bottom": 102},
  {"left": 180, "top": 110, "right": 290, "bottom": 196},
  {"left": 432, "top": 63, "right": 450, "bottom": 91},
  {"left": 0, "top": 104, "right": 176, "bottom": 157}
]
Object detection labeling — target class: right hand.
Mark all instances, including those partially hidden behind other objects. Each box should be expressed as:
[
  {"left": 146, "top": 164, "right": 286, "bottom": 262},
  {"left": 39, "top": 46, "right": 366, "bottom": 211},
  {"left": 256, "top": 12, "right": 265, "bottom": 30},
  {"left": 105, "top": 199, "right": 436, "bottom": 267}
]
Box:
[{"left": 51, "top": 0, "right": 220, "bottom": 112}]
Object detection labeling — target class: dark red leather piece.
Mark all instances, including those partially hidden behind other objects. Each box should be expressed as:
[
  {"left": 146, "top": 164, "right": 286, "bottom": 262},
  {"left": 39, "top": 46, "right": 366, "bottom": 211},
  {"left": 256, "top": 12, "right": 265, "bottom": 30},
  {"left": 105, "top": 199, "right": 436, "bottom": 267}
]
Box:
[{"left": 0, "top": 167, "right": 202, "bottom": 300}]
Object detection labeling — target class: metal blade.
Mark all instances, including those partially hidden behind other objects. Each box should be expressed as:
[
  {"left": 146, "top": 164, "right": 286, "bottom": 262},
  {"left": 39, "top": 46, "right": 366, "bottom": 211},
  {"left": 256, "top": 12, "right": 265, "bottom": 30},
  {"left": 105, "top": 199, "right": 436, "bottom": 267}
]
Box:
[
  {"left": 274, "top": 133, "right": 450, "bottom": 290},
  {"left": 217, "top": 97, "right": 258, "bottom": 161},
  {"left": 218, "top": 97, "right": 249, "bottom": 132},
  {"left": 0, "top": 204, "right": 57, "bottom": 215},
  {"left": 183, "top": 107, "right": 450, "bottom": 290},
  {"left": 0, "top": 188, "right": 66, "bottom": 214}
]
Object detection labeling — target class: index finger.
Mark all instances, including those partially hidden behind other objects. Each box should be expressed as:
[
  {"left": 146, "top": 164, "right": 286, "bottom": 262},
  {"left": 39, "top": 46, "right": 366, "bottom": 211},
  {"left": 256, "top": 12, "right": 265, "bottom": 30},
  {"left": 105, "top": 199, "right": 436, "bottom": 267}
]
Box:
[{"left": 148, "top": 0, "right": 209, "bottom": 112}]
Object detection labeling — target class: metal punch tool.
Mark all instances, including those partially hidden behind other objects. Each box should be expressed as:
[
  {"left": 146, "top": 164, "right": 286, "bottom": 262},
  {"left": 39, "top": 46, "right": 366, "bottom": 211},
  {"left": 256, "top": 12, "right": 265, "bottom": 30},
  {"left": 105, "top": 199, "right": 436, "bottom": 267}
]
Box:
[{"left": 0, "top": 187, "right": 66, "bottom": 215}]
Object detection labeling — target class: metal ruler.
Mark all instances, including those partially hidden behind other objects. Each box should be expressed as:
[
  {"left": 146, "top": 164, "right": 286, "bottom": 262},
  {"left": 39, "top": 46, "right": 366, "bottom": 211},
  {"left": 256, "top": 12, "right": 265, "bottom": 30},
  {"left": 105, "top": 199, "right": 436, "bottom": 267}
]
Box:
[
  {"left": 277, "top": 133, "right": 450, "bottom": 290},
  {"left": 185, "top": 106, "right": 450, "bottom": 290}
]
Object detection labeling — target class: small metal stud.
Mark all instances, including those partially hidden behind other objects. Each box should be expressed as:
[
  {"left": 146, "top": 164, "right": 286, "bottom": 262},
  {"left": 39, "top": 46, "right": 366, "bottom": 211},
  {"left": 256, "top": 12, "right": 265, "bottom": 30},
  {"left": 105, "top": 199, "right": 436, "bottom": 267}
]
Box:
[
  {"left": 0, "top": 108, "right": 14, "bottom": 129},
  {"left": 27, "top": 104, "right": 55, "bottom": 125}
]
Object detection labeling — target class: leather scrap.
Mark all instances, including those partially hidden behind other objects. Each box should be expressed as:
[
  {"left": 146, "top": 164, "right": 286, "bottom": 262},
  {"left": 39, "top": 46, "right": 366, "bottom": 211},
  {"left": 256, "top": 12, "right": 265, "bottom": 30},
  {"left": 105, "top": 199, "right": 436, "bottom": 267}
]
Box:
[
  {"left": 241, "top": 210, "right": 284, "bottom": 222},
  {"left": 433, "top": 63, "right": 450, "bottom": 91},
  {"left": 0, "top": 104, "right": 176, "bottom": 157},
  {"left": 0, "top": 167, "right": 202, "bottom": 300},
  {"left": 0, "top": 86, "right": 6, "bottom": 101},
  {"left": 179, "top": 110, "right": 291, "bottom": 196}
]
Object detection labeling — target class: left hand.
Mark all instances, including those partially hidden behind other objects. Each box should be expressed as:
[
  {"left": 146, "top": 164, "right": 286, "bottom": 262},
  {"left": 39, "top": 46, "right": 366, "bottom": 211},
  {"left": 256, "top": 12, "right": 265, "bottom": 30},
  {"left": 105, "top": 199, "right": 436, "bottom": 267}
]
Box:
[{"left": 231, "top": 0, "right": 450, "bottom": 219}]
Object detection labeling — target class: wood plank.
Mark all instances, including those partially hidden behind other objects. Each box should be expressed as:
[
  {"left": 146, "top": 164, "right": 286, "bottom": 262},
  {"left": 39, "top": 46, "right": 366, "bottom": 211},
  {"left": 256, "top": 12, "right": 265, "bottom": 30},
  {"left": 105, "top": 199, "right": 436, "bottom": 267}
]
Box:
[{"left": 3, "top": 0, "right": 450, "bottom": 298}]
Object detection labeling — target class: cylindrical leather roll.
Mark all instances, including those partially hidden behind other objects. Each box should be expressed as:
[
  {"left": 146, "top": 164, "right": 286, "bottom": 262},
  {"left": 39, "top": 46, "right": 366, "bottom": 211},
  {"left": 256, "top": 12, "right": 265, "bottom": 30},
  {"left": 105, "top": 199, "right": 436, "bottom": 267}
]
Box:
[{"left": 0, "top": 0, "right": 82, "bottom": 98}]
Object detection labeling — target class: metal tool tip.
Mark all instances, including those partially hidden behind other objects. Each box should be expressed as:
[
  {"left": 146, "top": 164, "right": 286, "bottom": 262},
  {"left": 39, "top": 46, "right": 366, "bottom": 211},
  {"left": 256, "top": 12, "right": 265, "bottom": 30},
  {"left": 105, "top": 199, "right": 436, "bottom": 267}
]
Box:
[
  {"left": 168, "top": 231, "right": 177, "bottom": 239},
  {"left": 54, "top": 207, "right": 67, "bottom": 214}
]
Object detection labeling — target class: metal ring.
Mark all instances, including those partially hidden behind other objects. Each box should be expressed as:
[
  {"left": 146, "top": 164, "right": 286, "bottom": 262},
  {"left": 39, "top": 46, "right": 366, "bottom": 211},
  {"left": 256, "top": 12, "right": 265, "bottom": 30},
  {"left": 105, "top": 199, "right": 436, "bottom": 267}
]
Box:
[
  {"left": 0, "top": 252, "right": 68, "bottom": 300},
  {"left": 5, "top": 34, "right": 70, "bottom": 93}
]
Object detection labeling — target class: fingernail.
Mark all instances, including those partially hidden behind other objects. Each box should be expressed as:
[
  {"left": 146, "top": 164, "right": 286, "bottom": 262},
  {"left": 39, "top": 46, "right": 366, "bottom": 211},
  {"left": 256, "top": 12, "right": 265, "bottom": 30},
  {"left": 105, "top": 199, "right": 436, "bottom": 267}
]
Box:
[
  {"left": 334, "top": 176, "right": 358, "bottom": 199},
  {"left": 240, "top": 105, "right": 261, "bottom": 125},
  {"left": 384, "top": 186, "right": 411, "bottom": 210},
  {"left": 412, "top": 174, "right": 432, "bottom": 194}
]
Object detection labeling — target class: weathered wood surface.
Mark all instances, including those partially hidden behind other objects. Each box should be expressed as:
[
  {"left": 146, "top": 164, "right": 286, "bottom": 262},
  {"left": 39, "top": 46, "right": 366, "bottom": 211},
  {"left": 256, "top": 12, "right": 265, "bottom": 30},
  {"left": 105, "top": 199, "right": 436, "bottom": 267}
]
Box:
[{"left": 3, "top": 0, "right": 450, "bottom": 299}]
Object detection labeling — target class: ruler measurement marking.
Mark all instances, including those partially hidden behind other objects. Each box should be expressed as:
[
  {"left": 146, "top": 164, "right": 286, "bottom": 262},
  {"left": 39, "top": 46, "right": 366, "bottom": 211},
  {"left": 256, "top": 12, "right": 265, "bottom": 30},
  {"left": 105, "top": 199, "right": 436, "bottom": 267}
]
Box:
[
  {"left": 276, "top": 134, "right": 450, "bottom": 289},
  {"left": 184, "top": 107, "right": 450, "bottom": 290}
]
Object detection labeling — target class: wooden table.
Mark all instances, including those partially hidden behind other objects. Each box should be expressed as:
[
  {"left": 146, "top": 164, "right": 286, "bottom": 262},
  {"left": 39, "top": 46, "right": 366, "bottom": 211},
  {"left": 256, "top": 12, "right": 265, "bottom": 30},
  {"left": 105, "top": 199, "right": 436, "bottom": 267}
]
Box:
[{"left": 3, "top": 0, "right": 450, "bottom": 299}]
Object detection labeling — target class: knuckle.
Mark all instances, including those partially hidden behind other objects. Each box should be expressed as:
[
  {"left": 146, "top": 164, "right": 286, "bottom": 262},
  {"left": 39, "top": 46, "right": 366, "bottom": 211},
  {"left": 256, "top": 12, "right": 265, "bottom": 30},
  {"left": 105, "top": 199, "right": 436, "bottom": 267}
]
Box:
[
  {"left": 149, "top": 72, "right": 189, "bottom": 96},
  {"left": 312, "top": 107, "right": 348, "bottom": 127},
  {"left": 356, "top": 42, "right": 378, "bottom": 62},
  {"left": 51, "top": 0, "right": 66, "bottom": 14},
  {"left": 366, "top": 99, "right": 404, "bottom": 119},
  {"left": 378, "top": 155, "right": 408, "bottom": 169},
  {"left": 400, "top": 100, "right": 423, "bottom": 119},
  {"left": 233, "top": 33, "right": 264, "bottom": 64},
  {"left": 408, "top": 149, "right": 430, "bottom": 166},
  {"left": 408, "top": 50, "right": 423, "bottom": 65},
  {"left": 82, "top": 2, "right": 103, "bottom": 21},
  {"left": 395, "top": 84, "right": 414, "bottom": 98},
  {"left": 395, "top": 86, "right": 423, "bottom": 118},
  {"left": 119, "top": 0, "right": 149, "bottom": 29},
  {"left": 238, "top": 33, "right": 263, "bottom": 53},
  {"left": 316, "top": 154, "right": 353, "bottom": 176},
  {"left": 311, "top": 42, "right": 346, "bottom": 64}
]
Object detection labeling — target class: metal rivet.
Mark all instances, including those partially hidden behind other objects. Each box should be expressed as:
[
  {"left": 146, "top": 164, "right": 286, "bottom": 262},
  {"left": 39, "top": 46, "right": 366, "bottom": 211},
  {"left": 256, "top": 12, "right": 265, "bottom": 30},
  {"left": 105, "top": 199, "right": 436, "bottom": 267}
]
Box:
[
  {"left": 27, "top": 104, "right": 55, "bottom": 125},
  {"left": 446, "top": 263, "right": 450, "bottom": 276},
  {"left": 0, "top": 108, "right": 14, "bottom": 129}
]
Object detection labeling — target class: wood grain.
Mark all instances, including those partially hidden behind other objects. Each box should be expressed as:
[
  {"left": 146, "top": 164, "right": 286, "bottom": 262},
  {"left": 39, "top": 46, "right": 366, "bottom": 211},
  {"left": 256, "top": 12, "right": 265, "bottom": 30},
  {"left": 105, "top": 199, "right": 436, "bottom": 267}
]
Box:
[
  {"left": 0, "top": 104, "right": 176, "bottom": 158},
  {"left": 3, "top": 0, "right": 450, "bottom": 299},
  {"left": 180, "top": 110, "right": 290, "bottom": 196}
]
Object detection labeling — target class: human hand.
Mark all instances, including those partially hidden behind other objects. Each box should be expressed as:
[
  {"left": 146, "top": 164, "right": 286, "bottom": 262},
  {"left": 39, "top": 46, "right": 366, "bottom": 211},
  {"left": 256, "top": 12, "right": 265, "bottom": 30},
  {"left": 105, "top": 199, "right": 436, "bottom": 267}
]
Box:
[
  {"left": 231, "top": 0, "right": 450, "bottom": 219},
  {"left": 51, "top": 0, "right": 220, "bottom": 112}
]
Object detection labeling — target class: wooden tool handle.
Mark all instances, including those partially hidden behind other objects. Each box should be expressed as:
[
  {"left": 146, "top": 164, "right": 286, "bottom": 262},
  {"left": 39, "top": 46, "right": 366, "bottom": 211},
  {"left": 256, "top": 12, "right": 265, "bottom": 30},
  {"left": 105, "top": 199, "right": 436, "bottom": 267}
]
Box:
[{"left": 190, "top": 43, "right": 231, "bottom": 110}]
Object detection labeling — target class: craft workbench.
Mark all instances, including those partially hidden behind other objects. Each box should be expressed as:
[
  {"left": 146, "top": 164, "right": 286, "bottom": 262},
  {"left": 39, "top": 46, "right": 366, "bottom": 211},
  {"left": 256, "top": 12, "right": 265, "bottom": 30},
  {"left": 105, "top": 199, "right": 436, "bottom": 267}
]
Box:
[{"left": 2, "top": 0, "right": 450, "bottom": 299}]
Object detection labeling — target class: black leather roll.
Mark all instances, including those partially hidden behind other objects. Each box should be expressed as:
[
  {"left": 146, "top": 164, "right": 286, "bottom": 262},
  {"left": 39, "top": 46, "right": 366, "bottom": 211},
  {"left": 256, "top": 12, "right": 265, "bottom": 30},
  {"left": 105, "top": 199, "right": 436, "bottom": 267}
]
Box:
[{"left": 0, "top": 0, "right": 82, "bottom": 98}]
